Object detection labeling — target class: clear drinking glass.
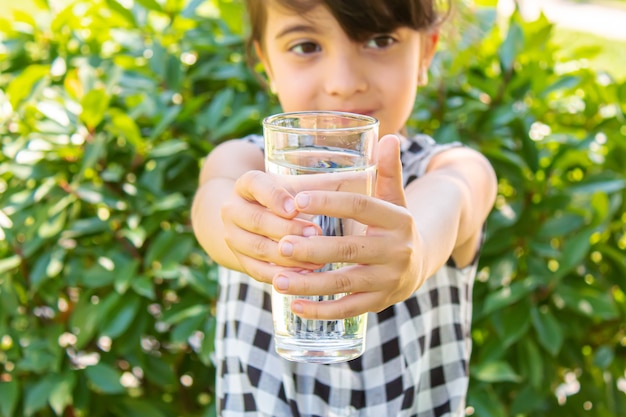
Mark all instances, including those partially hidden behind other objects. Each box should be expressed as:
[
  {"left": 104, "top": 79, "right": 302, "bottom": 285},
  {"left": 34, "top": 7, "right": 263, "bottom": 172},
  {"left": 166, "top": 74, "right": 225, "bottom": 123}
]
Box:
[{"left": 263, "top": 111, "right": 379, "bottom": 363}]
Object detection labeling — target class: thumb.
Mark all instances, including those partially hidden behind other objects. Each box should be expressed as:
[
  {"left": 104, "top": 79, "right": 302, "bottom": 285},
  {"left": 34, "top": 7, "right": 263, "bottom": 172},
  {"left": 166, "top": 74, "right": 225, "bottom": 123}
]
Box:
[{"left": 375, "top": 134, "right": 407, "bottom": 207}]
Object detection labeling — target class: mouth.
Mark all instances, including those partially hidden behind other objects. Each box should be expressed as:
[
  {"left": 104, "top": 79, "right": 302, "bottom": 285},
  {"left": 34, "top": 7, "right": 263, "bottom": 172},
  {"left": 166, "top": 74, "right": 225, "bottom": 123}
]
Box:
[{"left": 335, "top": 109, "right": 375, "bottom": 117}]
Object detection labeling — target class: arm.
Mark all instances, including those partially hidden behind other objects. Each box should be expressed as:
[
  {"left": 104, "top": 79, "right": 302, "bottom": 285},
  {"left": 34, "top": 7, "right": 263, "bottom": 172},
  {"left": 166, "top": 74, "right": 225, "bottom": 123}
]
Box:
[
  {"left": 191, "top": 139, "right": 263, "bottom": 271},
  {"left": 191, "top": 139, "right": 323, "bottom": 280},
  {"left": 406, "top": 144, "right": 497, "bottom": 272},
  {"left": 270, "top": 135, "right": 497, "bottom": 319}
]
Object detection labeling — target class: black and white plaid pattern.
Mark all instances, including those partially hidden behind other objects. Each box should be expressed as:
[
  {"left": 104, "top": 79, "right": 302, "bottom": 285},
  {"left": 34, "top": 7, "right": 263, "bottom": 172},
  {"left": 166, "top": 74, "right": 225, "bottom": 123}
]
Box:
[{"left": 214, "top": 135, "right": 476, "bottom": 417}]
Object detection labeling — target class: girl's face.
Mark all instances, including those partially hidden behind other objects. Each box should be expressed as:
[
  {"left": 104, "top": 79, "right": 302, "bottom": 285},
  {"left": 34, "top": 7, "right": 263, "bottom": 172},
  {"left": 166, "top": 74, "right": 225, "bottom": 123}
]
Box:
[{"left": 255, "top": 2, "right": 437, "bottom": 137}]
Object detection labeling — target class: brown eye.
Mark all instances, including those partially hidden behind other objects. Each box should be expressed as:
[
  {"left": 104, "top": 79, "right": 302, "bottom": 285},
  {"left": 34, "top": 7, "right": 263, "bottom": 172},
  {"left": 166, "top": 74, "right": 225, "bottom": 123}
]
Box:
[
  {"left": 366, "top": 35, "right": 396, "bottom": 49},
  {"left": 290, "top": 42, "right": 321, "bottom": 54}
]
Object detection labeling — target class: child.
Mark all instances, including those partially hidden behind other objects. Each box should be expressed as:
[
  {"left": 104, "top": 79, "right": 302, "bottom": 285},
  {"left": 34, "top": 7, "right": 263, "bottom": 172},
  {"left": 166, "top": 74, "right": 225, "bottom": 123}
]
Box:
[{"left": 191, "top": 0, "right": 497, "bottom": 415}]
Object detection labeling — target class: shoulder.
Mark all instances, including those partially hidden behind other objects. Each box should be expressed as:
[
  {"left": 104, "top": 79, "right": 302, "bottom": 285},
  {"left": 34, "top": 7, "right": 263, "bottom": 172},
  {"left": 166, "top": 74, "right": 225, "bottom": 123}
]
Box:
[
  {"left": 199, "top": 135, "right": 265, "bottom": 184},
  {"left": 401, "top": 134, "right": 464, "bottom": 185}
]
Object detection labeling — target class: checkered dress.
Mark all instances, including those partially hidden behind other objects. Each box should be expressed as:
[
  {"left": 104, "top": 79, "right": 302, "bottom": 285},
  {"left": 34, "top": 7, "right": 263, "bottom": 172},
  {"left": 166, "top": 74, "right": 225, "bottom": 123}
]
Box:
[{"left": 215, "top": 134, "right": 477, "bottom": 417}]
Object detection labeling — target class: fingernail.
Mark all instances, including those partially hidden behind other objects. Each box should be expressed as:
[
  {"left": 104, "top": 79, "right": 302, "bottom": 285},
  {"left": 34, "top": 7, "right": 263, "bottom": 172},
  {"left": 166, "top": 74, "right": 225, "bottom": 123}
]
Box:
[
  {"left": 275, "top": 275, "right": 289, "bottom": 291},
  {"left": 280, "top": 241, "right": 293, "bottom": 256},
  {"left": 292, "top": 302, "right": 303, "bottom": 314},
  {"left": 295, "top": 193, "right": 310, "bottom": 208},
  {"left": 284, "top": 198, "right": 295, "bottom": 214},
  {"left": 303, "top": 226, "right": 317, "bottom": 237}
]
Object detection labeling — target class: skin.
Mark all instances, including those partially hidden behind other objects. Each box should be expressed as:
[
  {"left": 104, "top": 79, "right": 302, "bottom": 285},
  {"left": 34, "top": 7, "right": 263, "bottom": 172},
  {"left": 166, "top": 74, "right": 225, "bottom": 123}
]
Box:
[{"left": 191, "top": 2, "right": 497, "bottom": 320}]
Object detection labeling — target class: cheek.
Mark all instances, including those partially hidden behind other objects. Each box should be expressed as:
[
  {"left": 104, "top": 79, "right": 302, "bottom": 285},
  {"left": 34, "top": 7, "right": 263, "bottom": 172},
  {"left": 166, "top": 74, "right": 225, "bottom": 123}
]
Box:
[{"left": 274, "top": 72, "right": 317, "bottom": 111}]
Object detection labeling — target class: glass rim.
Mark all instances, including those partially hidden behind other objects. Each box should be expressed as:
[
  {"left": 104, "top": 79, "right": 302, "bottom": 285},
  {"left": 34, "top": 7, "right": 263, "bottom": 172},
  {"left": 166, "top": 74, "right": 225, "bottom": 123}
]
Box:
[{"left": 263, "top": 111, "right": 379, "bottom": 134}]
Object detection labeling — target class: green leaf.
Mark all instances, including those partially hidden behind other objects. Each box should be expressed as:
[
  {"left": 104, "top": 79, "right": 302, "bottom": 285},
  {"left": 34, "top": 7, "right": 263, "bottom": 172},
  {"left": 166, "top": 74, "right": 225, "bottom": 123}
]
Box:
[
  {"left": 114, "top": 258, "right": 140, "bottom": 294},
  {"left": 473, "top": 360, "right": 522, "bottom": 383},
  {"left": 131, "top": 275, "right": 156, "bottom": 299},
  {"left": 78, "top": 133, "right": 108, "bottom": 179},
  {"left": 135, "top": 0, "right": 164, "bottom": 12},
  {"left": 202, "top": 89, "right": 234, "bottom": 132},
  {"left": 531, "top": 306, "right": 563, "bottom": 356},
  {"left": 161, "top": 304, "right": 209, "bottom": 326},
  {"left": 29, "top": 247, "right": 65, "bottom": 291},
  {"left": 165, "top": 55, "right": 183, "bottom": 90},
  {"left": 113, "top": 398, "right": 168, "bottom": 417},
  {"left": 64, "top": 217, "right": 110, "bottom": 238},
  {"left": 217, "top": 0, "right": 245, "bottom": 34},
  {"left": 104, "top": 0, "right": 137, "bottom": 24},
  {"left": 482, "top": 277, "right": 540, "bottom": 316},
  {"left": 159, "top": 236, "right": 195, "bottom": 266},
  {"left": 0, "top": 379, "right": 20, "bottom": 417},
  {"left": 199, "top": 317, "right": 217, "bottom": 365},
  {"left": 499, "top": 20, "right": 524, "bottom": 71},
  {"left": 85, "top": 363, "right": 125, "bottom": 395},
  {"left": 171, "top": 313, "right": 206, "bottom": 344},
  {"left": 148, "top": 192, "right": 186, "bottom": 213},
  {"left": 210, "top": 105, "right": 260, "bottom": 142},
  {"left": 143, "top": 355, "right": 177, "bottom": 388},
  {"left": 108, "top": 109, "right": 145, "bottom": 153},
  {"left": 494, "top": 300, "right": 531, "bottom": 347},
  {"left": 149, "top": 105, "right": 181, "bottom": 140},
  {"left": 80, "top": 89, "right": 111, "bottom": 129},
  {"left": 38, "top": 210, "right": 68, "bottom": 239},
  {"left": 144, "top": 230, "right": 177, "bottom": 266},
  {"left": 568, "top": 178, "right": 626, "bottom": 195},
  {"left": 81, "top": 264, "right": 116, "bottom": 288},
  {"left": 181, "top": 267, "right": 218, "bottom": 298},
  {"left": 540, "top": 75, "right": 580, "bottom": 97},
  {"left": 148, "top": 140, "right": 189, "bottom": 158},
  {"left": 593, "top": 345, "right": 614, "bottom": 369},
  {"left": 510, "top": 385, "right": 545, "bottom": 415},
  {"left": 16, "top": 340, "right": 59, "bottom": 374},
  {"left": 557, "top": 286, "right": 619, "bottom": 320},
  {"left": 70, "top": 299, "right": 99, "bottom": 349},
  {"left": 556, "top": 227, "right": 594, "bottom": 277},
  {"left": 520, "top": 338, "right": 544, "bottom": 390},
  {"left": 100, "top": 293, "right": 141, "bottom": 338},
  {"left": 536, "top": 213, "right": 586, "bottom": 239},
  {"left": 48, "top": 372, "right": 76, "bottom": 415},
  {"left": 23, "top": 375, "right": 56, "bottom": 416},
  {"left": 182, "top": 0, "right": 205, "bottom": 17},
  {"left": 6, "top": 65, "right": 49, "bottom": 108},
  {"left": 0, "top": 256, "right": 21, "bottom": 275},
  {"left": 467, "top": 387, "right": 507, "bottom": 417}
]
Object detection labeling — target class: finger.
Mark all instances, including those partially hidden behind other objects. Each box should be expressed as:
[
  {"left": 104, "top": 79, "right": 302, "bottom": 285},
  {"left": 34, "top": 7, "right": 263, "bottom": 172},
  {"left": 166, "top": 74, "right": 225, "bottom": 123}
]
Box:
[
  {"left": 273, "top": 264, "right": 387, "bottom": 296},
  {"left": 235, "top": 170, "right": 297, "bottom": 218},
  {"left": 277, "top": 234, "right": 394, "bottom": 265},
  {"left": 375, "top": 135, "right": 407, "bottom": 207},
  {"left": 224, "top": 224, "right": 323, "bottom": 270},
  {"left": 222, "top": 197, "right": 321, "bottom": 243},
  {"left": 274, "top": 170, "right": 372, "bottom": 194},
  {"left": 293, "top": 191, "right": 412, "bottom": 230},
  {"left": 238, "top": 256, "right": 308, "bottom": 285},
  {"left": 290, "top": 291, "right": 384, "bottom": 320}
]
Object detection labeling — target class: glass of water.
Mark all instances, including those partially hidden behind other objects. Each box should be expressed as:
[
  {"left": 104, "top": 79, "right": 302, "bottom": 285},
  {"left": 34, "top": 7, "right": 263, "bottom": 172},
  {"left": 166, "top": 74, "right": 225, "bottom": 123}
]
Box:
[{"left": 262, "top": 111, "right": 379, "bottom": 363}]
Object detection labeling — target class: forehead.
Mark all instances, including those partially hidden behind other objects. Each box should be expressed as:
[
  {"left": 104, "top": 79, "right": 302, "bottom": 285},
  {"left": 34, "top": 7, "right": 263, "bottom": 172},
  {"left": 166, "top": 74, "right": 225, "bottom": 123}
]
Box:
[{"left": 264, "top": 1, "right": 334, "bottom": 36}]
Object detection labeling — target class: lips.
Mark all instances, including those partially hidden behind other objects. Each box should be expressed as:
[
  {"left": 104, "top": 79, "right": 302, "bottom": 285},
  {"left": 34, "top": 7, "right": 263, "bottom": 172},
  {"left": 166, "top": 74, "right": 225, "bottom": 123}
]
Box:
[{"left": 336, "top": 109, "right": 375, "bottom": 117}]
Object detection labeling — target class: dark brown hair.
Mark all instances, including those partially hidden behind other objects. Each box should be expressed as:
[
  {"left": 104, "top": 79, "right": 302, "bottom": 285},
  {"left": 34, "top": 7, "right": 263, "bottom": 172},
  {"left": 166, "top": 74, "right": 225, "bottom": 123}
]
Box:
[{"left": 245, "top": 0, "right": 448, "bottom": 74}]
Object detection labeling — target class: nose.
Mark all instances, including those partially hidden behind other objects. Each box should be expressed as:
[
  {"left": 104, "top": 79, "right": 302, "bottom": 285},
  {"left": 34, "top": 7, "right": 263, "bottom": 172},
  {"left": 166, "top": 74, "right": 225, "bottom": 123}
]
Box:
[{"left": 323, "top": 51, "right": 368, "bottom": 98}]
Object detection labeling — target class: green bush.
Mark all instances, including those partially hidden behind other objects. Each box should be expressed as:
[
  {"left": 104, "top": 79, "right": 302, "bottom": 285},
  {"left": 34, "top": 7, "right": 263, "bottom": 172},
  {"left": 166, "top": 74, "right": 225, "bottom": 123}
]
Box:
[
  {"left": 0, "top": 1, "right": 275, "bottom": 416},
  {"left": 414, "top": 7, "right": 626, "bottom": 417},
  {"left": 0, "top": 1, "right": 624, "bottom": 416}
]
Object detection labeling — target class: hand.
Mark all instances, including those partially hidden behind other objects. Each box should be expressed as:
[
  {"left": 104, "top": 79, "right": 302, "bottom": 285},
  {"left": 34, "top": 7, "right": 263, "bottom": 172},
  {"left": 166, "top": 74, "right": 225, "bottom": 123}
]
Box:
[
  {"left": 271, "top": 135, "right": 427, "bottom": 320},
  {"left": 220, "top": 170, "right": 324, "bottom": 284}
]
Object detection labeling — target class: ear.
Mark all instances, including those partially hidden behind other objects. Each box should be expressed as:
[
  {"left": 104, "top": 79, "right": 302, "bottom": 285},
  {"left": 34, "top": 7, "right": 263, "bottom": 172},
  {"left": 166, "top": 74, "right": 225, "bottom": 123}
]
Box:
[
  {"left": 418, "top": 31, "right": 439, "bottom": 86},
  {"left": 254, "top": 40, "right": 277, "bottom": 93}
]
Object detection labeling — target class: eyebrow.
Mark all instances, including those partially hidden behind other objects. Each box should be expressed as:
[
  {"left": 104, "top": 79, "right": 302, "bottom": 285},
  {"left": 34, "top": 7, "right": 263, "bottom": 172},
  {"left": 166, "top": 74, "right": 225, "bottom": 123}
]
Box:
[{"left": 274, "top": 24, "right": 320, "bottom": 40}]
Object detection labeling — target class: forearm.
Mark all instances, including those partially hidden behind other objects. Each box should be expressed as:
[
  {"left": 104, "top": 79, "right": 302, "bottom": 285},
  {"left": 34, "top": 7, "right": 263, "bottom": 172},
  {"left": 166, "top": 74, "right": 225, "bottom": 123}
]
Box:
[
  {"left": 406, "top": 147, "right": 497, "bottom": 272},
  {"left": 191, "top": 177, "right": 243, "bottom": 272}
]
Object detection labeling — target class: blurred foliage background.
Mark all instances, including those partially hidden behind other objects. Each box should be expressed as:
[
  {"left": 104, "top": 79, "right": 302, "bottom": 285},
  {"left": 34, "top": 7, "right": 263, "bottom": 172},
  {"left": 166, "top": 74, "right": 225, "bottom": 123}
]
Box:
[{"left": 0, "top": 0, "right": 625, "bottom": 416}]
